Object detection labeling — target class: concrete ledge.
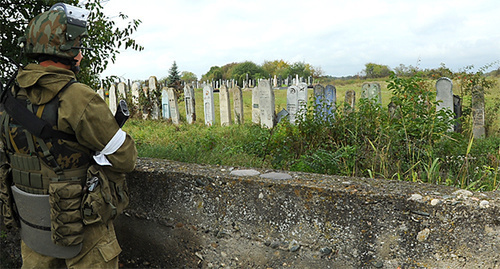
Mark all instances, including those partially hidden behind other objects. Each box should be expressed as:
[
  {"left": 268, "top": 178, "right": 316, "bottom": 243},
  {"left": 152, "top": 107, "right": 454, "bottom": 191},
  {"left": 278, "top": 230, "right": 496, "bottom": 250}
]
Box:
[{"left": 3, "top": 157, "right": 500, "bottom": 268}]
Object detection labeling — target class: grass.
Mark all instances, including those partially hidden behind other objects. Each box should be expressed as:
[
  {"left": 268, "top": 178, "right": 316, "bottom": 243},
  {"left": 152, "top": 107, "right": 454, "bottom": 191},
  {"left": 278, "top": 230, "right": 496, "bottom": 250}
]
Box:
[{"left": 123, "top": 76, "right": 500, "bottom": 191}]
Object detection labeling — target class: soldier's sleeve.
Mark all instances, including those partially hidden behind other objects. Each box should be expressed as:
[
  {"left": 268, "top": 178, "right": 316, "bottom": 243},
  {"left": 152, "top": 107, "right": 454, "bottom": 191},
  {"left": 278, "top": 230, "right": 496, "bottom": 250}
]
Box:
[{"left": 72, "top": 94, "right": 137, "bottom": 173}]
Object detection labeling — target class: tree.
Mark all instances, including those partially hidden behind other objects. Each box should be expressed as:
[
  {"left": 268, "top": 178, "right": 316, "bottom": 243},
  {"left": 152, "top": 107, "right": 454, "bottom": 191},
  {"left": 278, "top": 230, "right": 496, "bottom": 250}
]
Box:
[
  {"left": 262, "top": 60, "right": 290, "bottom": 78},
  {"left": 285, "top": 61, "right": 313, "bottom": 78},
  {"left": 180, "top": 71, "right": 197, "bottom": 83},
  {"left": 230, "top": 61, "right": 267, "bottom": 86},
  {"left": 364, "top": 63, "right": 392, "bottom": 78},
  {"left": 0, "top": 0, "right": 143, "bottom": 88},
  {"left": 167, "top": 61, "right": 181, "bottom": 89}
]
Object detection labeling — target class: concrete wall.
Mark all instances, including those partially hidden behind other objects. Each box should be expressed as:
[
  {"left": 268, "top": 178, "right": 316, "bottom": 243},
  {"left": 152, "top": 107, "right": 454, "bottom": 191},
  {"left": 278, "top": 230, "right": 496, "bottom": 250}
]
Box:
[{"left": 2, "top": 157, "right": 500, "bottom": 268}]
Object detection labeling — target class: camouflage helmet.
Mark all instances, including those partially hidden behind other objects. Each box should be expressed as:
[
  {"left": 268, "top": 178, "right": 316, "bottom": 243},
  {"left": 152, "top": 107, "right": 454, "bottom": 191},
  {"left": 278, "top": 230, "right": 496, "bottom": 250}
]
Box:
[{"left": 22, "top": 3, "right": 90, "bottom": 60}]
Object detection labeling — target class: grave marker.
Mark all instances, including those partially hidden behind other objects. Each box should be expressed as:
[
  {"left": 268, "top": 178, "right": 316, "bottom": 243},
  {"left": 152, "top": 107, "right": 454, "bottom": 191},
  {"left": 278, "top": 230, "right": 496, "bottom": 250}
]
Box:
[
  {"left": 108, "top": 84, "right": 117, "bottom": 115},
  {"left": 472, "top": 85, "right": 485, "bottom": 138},
  {"left": 252, "top": 86, "right": 260, "bottom": 124},
  {"left": 314, "top": 84, "right": 336, "bottom": 119},
  {"left": 232, "top": 85, "right": 244, "bottom": 124},
  {"left": 117, "top": 82, "right": 127, "bottom": 100},
  {"left": 168, "top": 88, "right": 180, "bottom": 125},
  {"left": 161, "top": 88, "right": 171, "bottom": 119},
  {"left": 297, "top": 82, "right": 308, "bottom": 121},
  {"left": 344, "top": 90, "right": 356, "bottom": 114},
  {"left": 149, "top": 76, "right": 160, "bottom": 119},
  {"left": 361, "top": 82, "right": 381, "bottom": 104},
  {"left": 97, "top": 87, "right": 105, "bottom": 101},
  {"left": 219, "top": 84, "right": 232, "bottom": 126},
  {"left": 287, "top": 85, "right": 299, "bottom": 124},
  {"left": 435, "top": 77, "right": 454, "bottom": 131},
  {"left": 184, "top": 84, "right": 196, "bottom": 124},
  {"left": 259, "top": 80, "right": 275, "bottom": 128},
  {"left": 203, "top": 85, "right": 215, "bottom": 126}
]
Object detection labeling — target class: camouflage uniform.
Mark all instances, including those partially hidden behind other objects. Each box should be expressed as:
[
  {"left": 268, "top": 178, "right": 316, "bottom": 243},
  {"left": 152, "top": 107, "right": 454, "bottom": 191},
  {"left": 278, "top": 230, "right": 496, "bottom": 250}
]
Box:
[{"left": 0, "top": 4, "right": 137, "bottom": 269}]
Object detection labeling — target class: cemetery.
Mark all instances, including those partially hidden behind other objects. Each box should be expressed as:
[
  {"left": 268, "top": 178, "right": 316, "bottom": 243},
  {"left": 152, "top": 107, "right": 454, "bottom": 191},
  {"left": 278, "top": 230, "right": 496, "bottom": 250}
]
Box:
[{"left": 2, "top": 73, "right": 500, "bottom": 268}]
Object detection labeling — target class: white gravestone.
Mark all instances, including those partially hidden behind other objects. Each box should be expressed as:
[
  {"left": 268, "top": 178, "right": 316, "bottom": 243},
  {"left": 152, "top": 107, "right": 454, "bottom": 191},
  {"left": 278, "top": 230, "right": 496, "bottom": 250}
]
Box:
[
  {"left": 361, "top": 82, "right": 382, "bottom": 104},
  {"left": 131, "top": 82, "right": 140, "bottom": 116},
  {"left": 259, "top": 80, "right": 275, "bottom": 128},
  {"left": 252, "top": 86, "right": 260, "bottom": 124},
  {"left": 167, "top": 88, "right": 180, "bottom": 125},
  {"left": 435, "top": 77, "right": 454, "bottom": 131},
  {"left": 287, "top": 85, "right": 299, "bottom": 124},
  {"left": 203, "top": 85, "right": 215, "bottom": 126},
  {"left": 149, "top": 76, "right": 160, "bottom": 120},
  {"left": 297, "top": 82, "right": 308, "bottom": 121},
  {"left": 108, "top": 84, "right": 117, "bottom": 115},
  {"left": 97, "top": 87, "right": 105, "bottom": 101},
  {"left": 219, "top": 84, "right": 232, "bottom": 126},
  {"left": 232, "top": 85, "right": 244, "bottom": 124},
  {"left": 117, "top": 82, "right": 127, "bottom": 100},
  {"left": 184, "top": 84, "right": 196, "bottom": 124},
  {"left": 161, "top": 88, "right": 171, "bottom": 119}
]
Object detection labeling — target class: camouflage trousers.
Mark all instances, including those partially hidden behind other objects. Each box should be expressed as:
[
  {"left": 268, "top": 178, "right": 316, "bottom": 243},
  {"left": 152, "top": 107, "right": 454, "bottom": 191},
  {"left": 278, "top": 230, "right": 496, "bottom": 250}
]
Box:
[{"left": 20, "top": 221, "right": 121, "bottom": 269}]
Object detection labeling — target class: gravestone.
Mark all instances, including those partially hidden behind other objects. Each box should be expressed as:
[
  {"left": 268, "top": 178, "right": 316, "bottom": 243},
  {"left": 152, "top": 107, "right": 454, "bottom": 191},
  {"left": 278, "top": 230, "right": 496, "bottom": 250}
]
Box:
[
  {"left": 149, "top": 76, "right": 160, "bottom": 119},
  {"left": 435, "top": 77, "right": 454, "bottom": 131},
  {"left": 287, "top": 85, "right": 299, "bottom": 124},
  {"left": 184, "top": 84, "right": 196, "bottom": 124},
  {"left": 324, "top": 85, "right": 336, "bottom": 117},
  {"left": 203, "top": 85, "right": 215, "bottom": 126},
  {"left": 97, "top": 87, "right": 105, "bottom": 101},
  {"left": 276, "top": 108, "right": 289, "bottom": 124},
  {"left": 472, "top": 85, "right": 485, "bottom": 138},
  {"left": 259, "top": 80, "right": 275, "bottom": 128},
  {"left": 167, "top": 88, "right": 180, "bottom": 125},
  {"left": 361, "top": 83, "right": 381, "bottom": 104},
  {"left": 219, "top": 84, "right": 232, "bottom": 126},
  {"left": 131, "top": 82, "right": 140, "bottom": 109},
  {"left": 252, "top": 86, "right": 260, "bottom": 124},
  {"left": 453, "top": 95, "right": 462, "bottom": 132},
  {"left": 344, "top": 90, "right": 356, "bottom": 114},
  {"left": 161, "top": 88, "right": 171, "bottom": 119},
  {"left": 108, "top": 84, "right": 117, "bottom": 115},
  {"left": 142, "top": 86, "right": 150, "bottom": 120},
  {"left": 117, "top": 82, "right": 127, "bottom": 100},
  {"left": 297, "top": 82, "right": 308, "bottom": 121},
  {"left": 232, "top": 85, "right": 244, "bottom": 124},
  {"left": 314, "top": 84, "right": 336, "bottom": 119}
]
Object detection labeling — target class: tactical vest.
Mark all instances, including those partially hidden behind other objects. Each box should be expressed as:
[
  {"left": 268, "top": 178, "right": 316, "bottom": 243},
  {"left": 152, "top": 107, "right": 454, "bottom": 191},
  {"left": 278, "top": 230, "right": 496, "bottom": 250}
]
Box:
[
  {"left": 0, "top": 81, "right": 91, "bottom": 258},
  {"left": 1, "top": 83, "right": 91, "bottom": 194}
]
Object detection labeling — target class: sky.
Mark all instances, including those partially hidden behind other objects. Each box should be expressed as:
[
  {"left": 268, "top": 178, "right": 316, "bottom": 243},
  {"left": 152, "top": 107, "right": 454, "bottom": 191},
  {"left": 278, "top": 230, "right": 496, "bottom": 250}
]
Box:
[{"left": 100, "top": 0, "right": 500, "bottom": 81}]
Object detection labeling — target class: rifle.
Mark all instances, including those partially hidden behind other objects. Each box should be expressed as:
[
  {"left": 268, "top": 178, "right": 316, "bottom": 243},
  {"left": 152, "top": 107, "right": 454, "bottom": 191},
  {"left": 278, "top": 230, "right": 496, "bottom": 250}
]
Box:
[{"left": 114, "top": 99, "right": 130, "bottom": 128}]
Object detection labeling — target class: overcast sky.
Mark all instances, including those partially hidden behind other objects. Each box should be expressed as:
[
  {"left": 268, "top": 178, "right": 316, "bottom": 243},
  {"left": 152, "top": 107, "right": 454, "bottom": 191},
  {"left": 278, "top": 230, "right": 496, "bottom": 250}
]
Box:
[{"left": 100, "top": 0, "right": 500, "bottom": 81}]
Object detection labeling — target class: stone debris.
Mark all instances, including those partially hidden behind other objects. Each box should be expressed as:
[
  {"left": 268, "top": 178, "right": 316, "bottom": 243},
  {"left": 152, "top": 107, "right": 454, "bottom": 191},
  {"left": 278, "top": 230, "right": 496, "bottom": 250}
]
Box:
[
  {"left": 480, "top": 200, "right": 490, "bottom": 208},
  {"left": 417, "top": 228, "right": 431, "bottom": 242},
  {"left": 408, "top": 193, "right": 423, "bottom": 201}
]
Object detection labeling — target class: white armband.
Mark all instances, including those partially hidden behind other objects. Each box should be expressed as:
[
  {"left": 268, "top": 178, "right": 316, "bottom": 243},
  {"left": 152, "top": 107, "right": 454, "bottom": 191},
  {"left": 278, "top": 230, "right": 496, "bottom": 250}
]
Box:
[{"left": 93, "top": 129, "right": 126, "bottom": 166}]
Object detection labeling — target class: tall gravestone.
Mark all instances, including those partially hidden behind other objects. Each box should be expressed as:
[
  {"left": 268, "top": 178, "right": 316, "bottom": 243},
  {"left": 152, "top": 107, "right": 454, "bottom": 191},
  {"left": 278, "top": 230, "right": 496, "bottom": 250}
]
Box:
[
  {"left": 472, "top": 85, "right": 485, "bottom": 138},
  {"left": 149, "top": 76, "right": 160, "bottom": 119},
  {"left": 167, "top": 88, "right": 180, "bottom": 125},
  {"left": 184, "top": 84, "right": 196, "bottom": 124},
  {"left": 361, "top": 83, "right": 381, "bottom": 104},
  {"left": 314, "top": 84, "right": 336, "bottom": 119},
  {"left": 203, "top": 85, "right": 215, "bottom": 126},
  {"left": 161, "top": 88, "right": 171, "bottom": 119},
  {"left": 117, "top": 82, "right": 127, "bottom": 100},
  {"left": 297, "top": 82, "right": 308, "bottom": 121},
  {"left": 108, "top": 84, "right": 117, "bottom": 115},
  {"left": 435, "top": 77, "right": 454, "bottom": 131},
  {"left": 97, "top": 87, "right": 105, "bottom": 101},
  {"left": 219, "top": 84, "right": 232, "bottom": 126},
  {"left": 232, "top": 85, "right": 244, "bottom": 124},
  {"left": 142, "top": 86, "right": 149, "bottom": 120},
  {"left": 252, "top": 86, "right": 260, "bottom": 124},
  {"left": 287, "top": 85, "right": 299, "bottom": 124},
  {"left": 131, "top": 82, "right": 140, "bottom": 110},
  {"left": 344, "top": 90, "right": 356, "bottom": 114},
  {"left": 453, "top": 95, "right": 462, "bottom": 132},
  {"left": 259, "top": 80, "right": 275, "bottom": 128}
]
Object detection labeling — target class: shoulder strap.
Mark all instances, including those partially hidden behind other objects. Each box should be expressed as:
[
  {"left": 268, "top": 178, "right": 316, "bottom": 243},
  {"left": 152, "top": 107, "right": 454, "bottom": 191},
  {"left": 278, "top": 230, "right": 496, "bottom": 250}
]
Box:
[{"left": 2, "top": 80, "right": 78, "bottom": 142}]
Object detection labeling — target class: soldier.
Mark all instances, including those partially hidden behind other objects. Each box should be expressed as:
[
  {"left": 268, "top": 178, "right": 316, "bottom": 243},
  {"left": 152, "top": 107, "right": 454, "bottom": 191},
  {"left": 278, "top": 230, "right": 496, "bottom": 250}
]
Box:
[{"left": 0, "top": 3, "right": 137, "bottom": 268}]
